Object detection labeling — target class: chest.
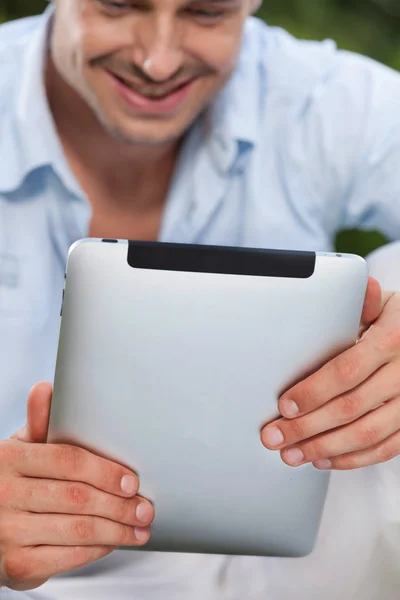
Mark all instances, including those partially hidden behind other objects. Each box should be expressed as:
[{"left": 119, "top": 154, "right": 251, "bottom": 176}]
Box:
[
  {"left": 0, "top": 156, "right": 334, "bottom": 436},
  {"left": 66, "top": 150, "right": 175, "bottom": 243},
  {"left": 88, "top": 203, "right": 163, "bottom": 242}
]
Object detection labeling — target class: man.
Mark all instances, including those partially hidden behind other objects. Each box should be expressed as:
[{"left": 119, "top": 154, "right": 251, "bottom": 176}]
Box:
[{"left": 0, "top": 0, "right": 400, "bottom": 598}]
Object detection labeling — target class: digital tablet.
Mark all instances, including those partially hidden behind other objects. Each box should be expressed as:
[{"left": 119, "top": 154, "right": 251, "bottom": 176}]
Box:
[{"left": 47, "top": 239, "right": 368, "bottom": 558}]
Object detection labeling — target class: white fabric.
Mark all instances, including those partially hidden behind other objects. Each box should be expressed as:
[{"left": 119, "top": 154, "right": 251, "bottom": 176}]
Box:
[
  {"left": 11, "top": 245, "right": 400, "bottom": 600},
  {"left": 367, "top": 241, "right": 400, "bottom": 290},
  {"left": 1, "top": 6, "right": 400, "bottom": 597}
]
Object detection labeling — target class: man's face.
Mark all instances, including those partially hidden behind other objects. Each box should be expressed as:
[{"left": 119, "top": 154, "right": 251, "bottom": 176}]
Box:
[{"left": 51, "top": 0, "right": 257, "bottom": 145}]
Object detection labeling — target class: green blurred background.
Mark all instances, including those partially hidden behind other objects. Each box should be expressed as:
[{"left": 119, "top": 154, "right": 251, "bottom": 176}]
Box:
[{"left": 1, "top": 0, "right": 399, "bottom": 256}]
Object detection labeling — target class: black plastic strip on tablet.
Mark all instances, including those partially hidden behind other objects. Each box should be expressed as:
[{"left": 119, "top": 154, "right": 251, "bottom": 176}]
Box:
[{"left": 127, "top": 241, "right": 315, "bottom": 278}]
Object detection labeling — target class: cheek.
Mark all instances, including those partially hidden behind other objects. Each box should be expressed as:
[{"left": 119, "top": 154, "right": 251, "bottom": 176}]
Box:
[
  {"left": 52, "top": 31, "right": 83, "bottom": 87},
  {"left": 185, "top": 24, "right": 245, "bottom": 74},
  {"left": 51, "top": 7, "right": 93, "bottom": 87},
  {"left": 81, "top": 30, "right": 133, "bottom": 64},
  {"left": 77, "top": 4, "right": 137, "bottom": 65}
]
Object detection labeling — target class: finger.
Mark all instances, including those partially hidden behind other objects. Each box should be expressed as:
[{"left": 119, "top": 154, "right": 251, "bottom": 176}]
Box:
[
  {"left": 313, "top": 428, "right": 400, "bottom": 471},
  {"left": 1, "top": 478, "right": 154, "bottom": 527},
  {"left": 0, "top": 442, "right": 140, "bottom": 499},
  {"left": 262, "top": 362, "right": 400, "bottom": 449},
  {"left": 11, "top": 382, "right": 53, "bottom": 444},
  {"left": 278, "top": 325, "right": 389, "bottom": 419},
  {"left": 3, "top": 545, "right": 116, "bottom": 591},
  {"left": 360, "top": 277, "right": 382, "bottom": 326},
  {"left": 26, "top": 382, "right": 53, "bottom": 442},
  {"left": 279, "top": 396, "right": 400, "bottom": 467},
  {"left": 0, "top": 513, "right": 150, "bottom": 547}
]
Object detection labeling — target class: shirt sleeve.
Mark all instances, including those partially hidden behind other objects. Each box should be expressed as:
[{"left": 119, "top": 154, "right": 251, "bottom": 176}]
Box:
[
  {"left": 366, "top": 242, "right": 400, "bottom": 291},
  {"left": 276, "top": 46, "right": 400, "bottom": 243},
  {"left": 337, "top": 53, "right": 400, "bottom": 240},
  {"left": 365, "top": 242, "right": 400, "bottom": 536}
]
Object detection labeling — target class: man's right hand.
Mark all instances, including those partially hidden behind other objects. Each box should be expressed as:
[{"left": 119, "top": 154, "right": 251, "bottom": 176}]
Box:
[{"left": 0, "top": 382, "right": 154, "bottom": 592}]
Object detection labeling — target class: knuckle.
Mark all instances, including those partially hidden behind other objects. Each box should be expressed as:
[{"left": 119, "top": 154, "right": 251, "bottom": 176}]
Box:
[
  {"left": 296, "top": 382, "right": 320, "bottom": 411},
  {"left": 98, "top": 461, "right": 119, "bottom": 490},
  {"left": 336, "top": 392, "right": 364, "bottom": 422},
  {"left": 334, "top": 353, "right": 362, "bottom": 385},
  {"left": 70, "top": 546, "right": 92, "bottom": 568},
  {"left": 334, "top": 455, "right": 357, "bottom": 470},
  {"left": 56, "top": 445, "right": 84, "bottom": 476},
  {"left": 72, "top": 517, "right": 96, "bottom": 542},
  {"left": 356, "top": 425, "right": 381, "bottom": 447},
  {"left": 3, "top": 551, "right": 35, "bottom": 582},
  {"left": 305, "top": 439, "right": 325, "bottom": 461},
  {"left": 117, "top": 524, "right": 136, "bottom": 545},
  {"left": 113, "top": 497, "right": 135, "bottom": 524},
  {"left": 287, "top": 418, "right": 306, "bottom": 440},
  {"left": 377, "top": 327, "right": 400, "bottom": 356},
  {"left": 65, "top": 483, "right": 91, "bottom": 510},
  {"left": 376, "top": 441, "right": 399, "bottom": 463}
]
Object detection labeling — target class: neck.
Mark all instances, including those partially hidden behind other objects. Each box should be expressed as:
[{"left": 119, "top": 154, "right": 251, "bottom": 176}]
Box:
[{"left": 45, "top": 56, "right": 180, "bottom": 201}]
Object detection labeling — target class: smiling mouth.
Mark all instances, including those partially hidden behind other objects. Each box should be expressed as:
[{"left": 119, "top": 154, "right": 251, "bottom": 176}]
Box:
[{"left": 111, "top": 72, "right": 194, "bottom": 100}]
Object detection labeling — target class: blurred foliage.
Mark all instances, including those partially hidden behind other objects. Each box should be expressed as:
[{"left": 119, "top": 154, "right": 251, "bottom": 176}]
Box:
[
  {"left": 1, "top": 0, "right": 398, "bottom": 255},
  {"left": 258, "top": 0, "right": 400, "bottom": 71}
]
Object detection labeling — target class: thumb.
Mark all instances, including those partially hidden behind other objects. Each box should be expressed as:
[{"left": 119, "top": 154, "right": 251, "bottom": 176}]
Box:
[
  {"left": 11, "top": 382, "right": 53, "bottom": 443},
  {"left": 360, "top": 276, "right": 383, "bottom": 327}
]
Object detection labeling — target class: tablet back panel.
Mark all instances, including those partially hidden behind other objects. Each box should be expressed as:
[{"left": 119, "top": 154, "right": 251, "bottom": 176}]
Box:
[{"left": 48, "top": 240, "right": 368, "bottom": 557}]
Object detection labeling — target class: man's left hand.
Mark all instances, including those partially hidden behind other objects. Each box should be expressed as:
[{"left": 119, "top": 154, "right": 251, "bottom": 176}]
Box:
[{"left": 261, "top": 278, "right": 400, "bottom": 470}]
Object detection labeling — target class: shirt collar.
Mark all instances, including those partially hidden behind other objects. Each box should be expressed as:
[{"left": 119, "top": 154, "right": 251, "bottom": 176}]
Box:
[
  {"left": 0, "top": 11, "right": 260, "bottom": 194},
  {"left": 204, "top": 18, "right": 262, "bottom": 172},
  {"left": 0, "top": 5, "right": 82, "bottom": 195}
]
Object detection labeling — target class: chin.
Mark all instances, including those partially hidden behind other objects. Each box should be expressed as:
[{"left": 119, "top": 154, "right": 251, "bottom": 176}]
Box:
[
  {"left": 107, "top": 125, "right": 184, "bottom": 146},
  {"left": 89, "top": 89, "right": 205, "bottom": 146},
  {"left": 99, "top": 113, "right": 194, "bottom": 146}
]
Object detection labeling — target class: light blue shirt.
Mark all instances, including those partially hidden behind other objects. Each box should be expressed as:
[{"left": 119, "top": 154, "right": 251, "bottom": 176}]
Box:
[{"left": 1, "top": 7, "right": 400, "bottom": 439}]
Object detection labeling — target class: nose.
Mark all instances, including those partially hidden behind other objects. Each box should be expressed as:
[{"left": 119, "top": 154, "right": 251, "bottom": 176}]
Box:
[{"left": 134, "top": 14, "right": 183, "bottom": 82}]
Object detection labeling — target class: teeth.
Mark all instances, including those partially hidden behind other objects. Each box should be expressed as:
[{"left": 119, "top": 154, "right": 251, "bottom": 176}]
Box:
[
  {"left": 120, "top": 77, "right": 172, "bottom": 98},
  {"left": 118, "top": 76, "right": 183, "bottom": 99}
]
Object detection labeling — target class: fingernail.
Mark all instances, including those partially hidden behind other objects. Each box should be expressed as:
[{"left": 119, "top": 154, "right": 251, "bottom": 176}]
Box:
[
  {"left": 280, "top": 399, "right": 299, "bottom": 418},
  {"left": 313, "top": 459, "right": 332, "bottom": 470},
  {"left": 136, "top": 503, "right": 153, "bottom": 524},
  {"left": 263, "top": 427, "right": 284, "bottom": 447},
  {"left": 121, "top": 475, "right": 138, "bottom": 495},
  {"left": 285, "top": 448, "right": 304, "bottom": 465},
  {"left": 135, "top": 527, "right": 150, "bottom": 542}
]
